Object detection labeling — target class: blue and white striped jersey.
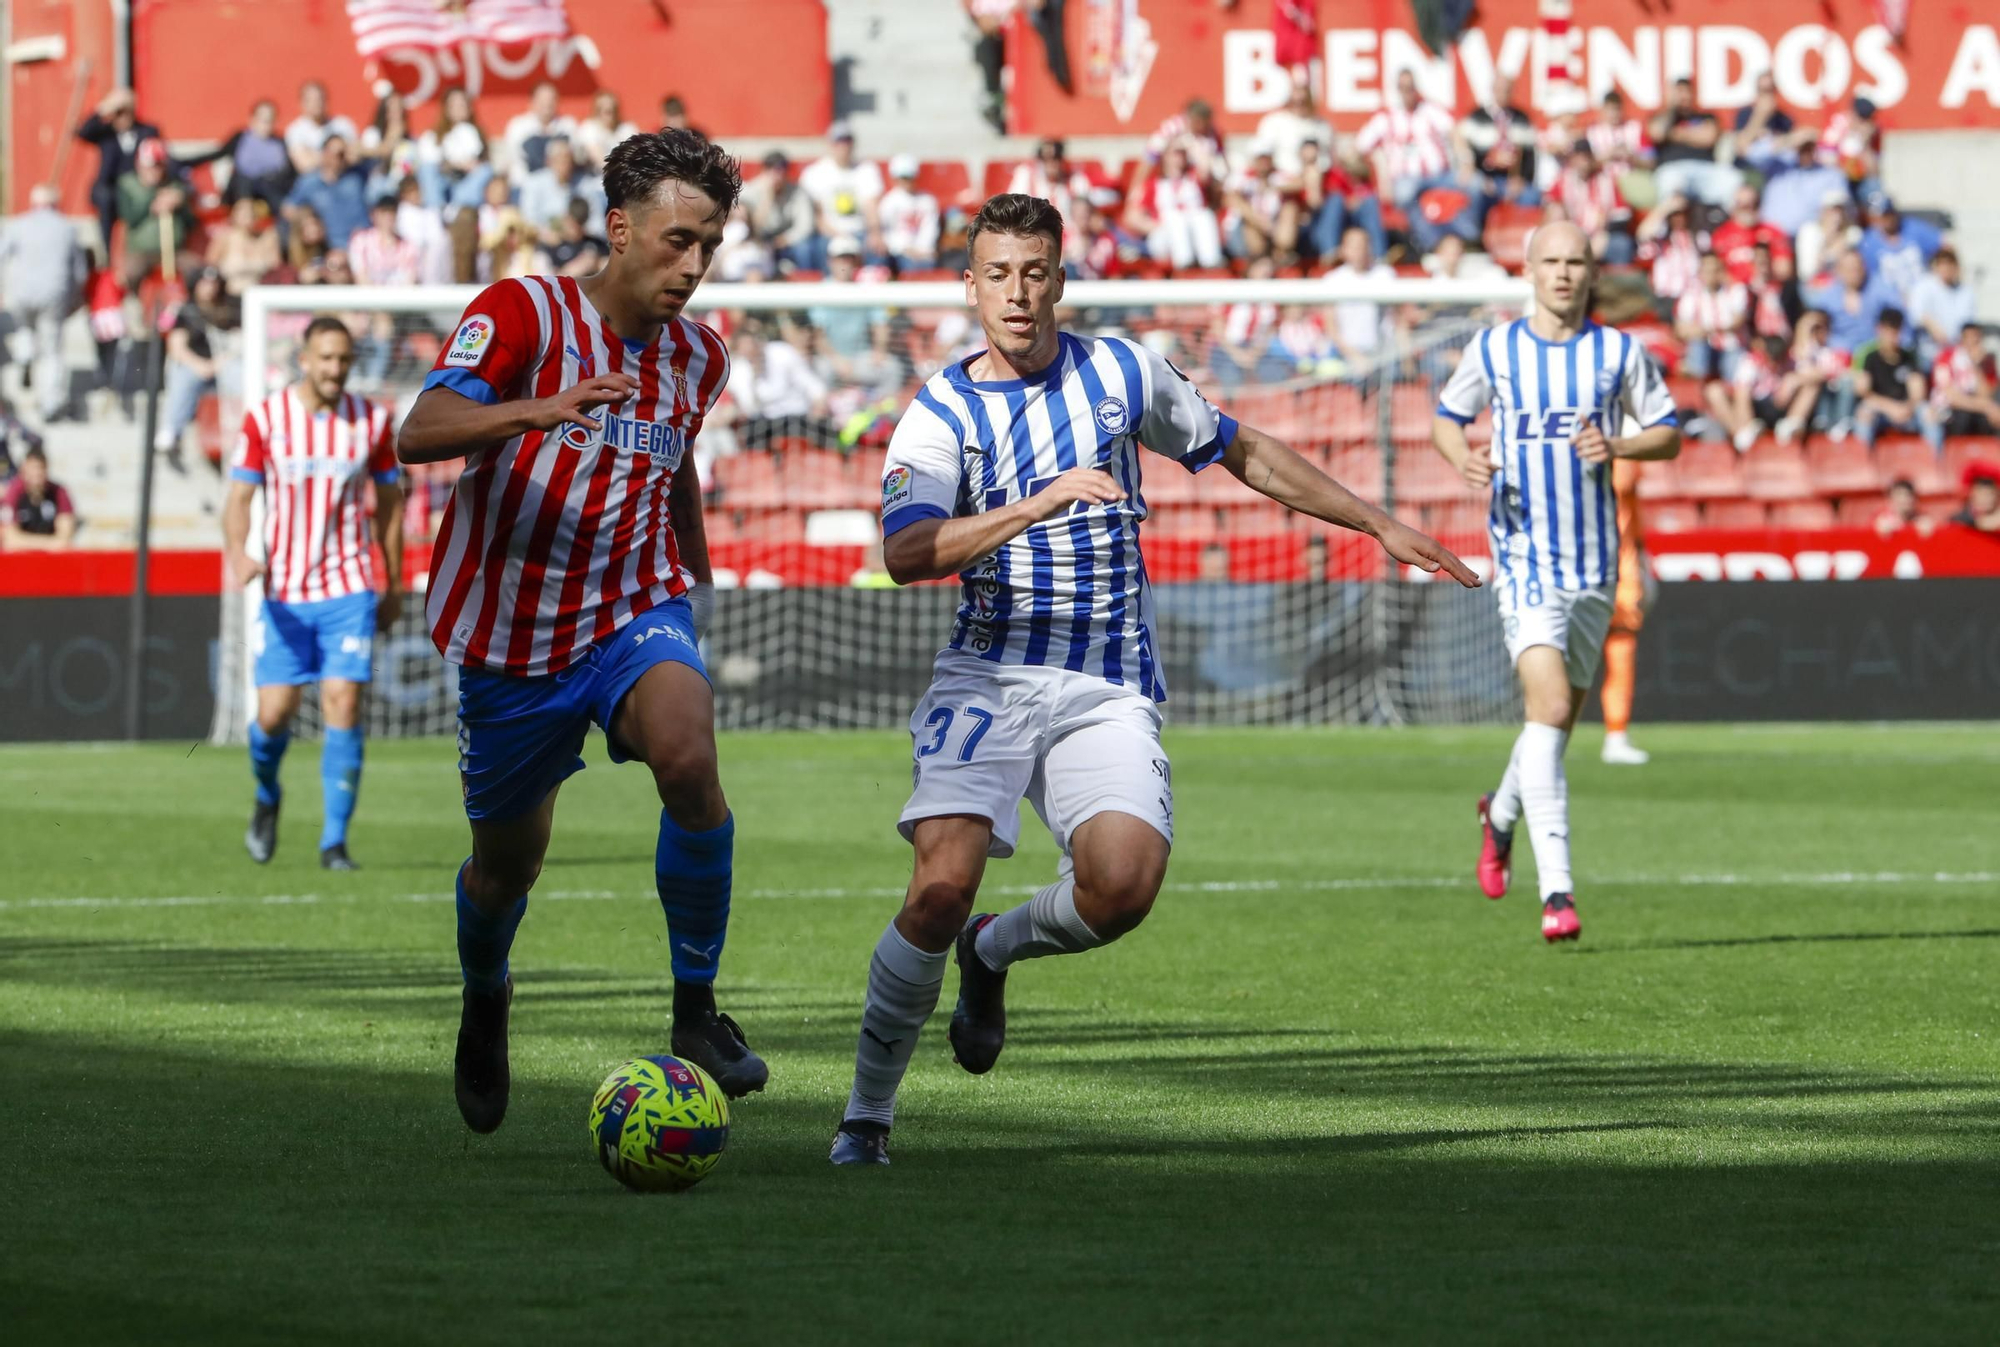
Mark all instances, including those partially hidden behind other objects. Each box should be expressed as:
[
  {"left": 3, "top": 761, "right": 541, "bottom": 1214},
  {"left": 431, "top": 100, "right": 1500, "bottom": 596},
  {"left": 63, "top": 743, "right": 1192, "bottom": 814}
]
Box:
[
  {"left": 1437, "top": 318, "right": 1676, "bottom": 594},
  {"left": 881, "top": 332, "right": 1237, "bottom": 701}
]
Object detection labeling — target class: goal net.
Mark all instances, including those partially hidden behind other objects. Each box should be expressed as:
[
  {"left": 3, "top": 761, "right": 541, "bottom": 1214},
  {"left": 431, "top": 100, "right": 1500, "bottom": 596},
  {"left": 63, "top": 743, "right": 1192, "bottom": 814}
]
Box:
[{"left": 212, "top": 275, "right": 1529, "bottom": 744}]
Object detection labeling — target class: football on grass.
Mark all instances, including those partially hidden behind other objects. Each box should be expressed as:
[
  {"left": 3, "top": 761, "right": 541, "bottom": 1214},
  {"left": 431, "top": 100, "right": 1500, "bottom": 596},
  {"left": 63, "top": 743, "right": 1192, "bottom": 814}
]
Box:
[{"left": 589, "top": 1055, "right": 730, "bottom": 1192}]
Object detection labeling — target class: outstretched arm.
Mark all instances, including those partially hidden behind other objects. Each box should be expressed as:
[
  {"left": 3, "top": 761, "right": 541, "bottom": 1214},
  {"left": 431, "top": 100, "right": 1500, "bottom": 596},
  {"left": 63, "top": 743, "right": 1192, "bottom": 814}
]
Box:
[
  {"left": 396, "top": 372, "right": 639, "bottom": 465},
  {"left": 1225, "top": 422, "right": 1480, "bottom": 586},
  {"left": 884, "top": 468, "right": 1124, "bottom": 585}
]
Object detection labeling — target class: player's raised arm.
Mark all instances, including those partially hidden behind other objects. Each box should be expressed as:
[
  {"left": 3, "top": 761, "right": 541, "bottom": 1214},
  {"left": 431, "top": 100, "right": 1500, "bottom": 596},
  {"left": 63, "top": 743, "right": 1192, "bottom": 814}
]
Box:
[
  {"left": 1130, "top": 344, "right": 1478, "bottom": 587},
  {"left": 1221, "top": 422, "right": 1480, "bottom": 587},
  {"left": 396, "top": 282, "right": 640, "bottom": 465}
]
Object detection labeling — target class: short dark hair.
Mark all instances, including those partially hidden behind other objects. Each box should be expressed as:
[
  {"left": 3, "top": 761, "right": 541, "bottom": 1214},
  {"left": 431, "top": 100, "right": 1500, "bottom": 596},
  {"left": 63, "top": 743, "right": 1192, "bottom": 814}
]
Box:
[
  {"left": 602, "top": 128, "right": 740, "bottom": 216},
  {"left": 23, "top": 446, "right": 47, "bottom": 466},
  {"left": 1879, "top": 306, "right": 1906, "bottom": 329},
  {"left": 966, "top": 193, "right": 1064, "bottom": 257},
  {"left": 1890, "top": 477, "right": 1917, "bottom": 494},
  {"left": 302, "top": 315, "right": 353, "bottom": 347}
]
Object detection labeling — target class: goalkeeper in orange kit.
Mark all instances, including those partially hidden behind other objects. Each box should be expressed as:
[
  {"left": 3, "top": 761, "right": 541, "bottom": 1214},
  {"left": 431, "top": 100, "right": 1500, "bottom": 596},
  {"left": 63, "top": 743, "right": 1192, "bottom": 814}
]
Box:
[{"left": 1600, "top": 458, "right": 1651, "bottom": 765}]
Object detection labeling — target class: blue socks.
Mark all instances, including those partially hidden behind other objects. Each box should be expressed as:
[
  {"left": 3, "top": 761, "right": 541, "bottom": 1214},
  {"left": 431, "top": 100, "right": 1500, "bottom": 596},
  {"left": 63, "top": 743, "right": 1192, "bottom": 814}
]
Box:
[
  {"left": 456, "top": 860, "right": 527, "bottom": 993},
  {"left": 318, "top": 727, "right": 364, "bottom": 851},
  {"left": 247, "top": 721, "right": 289, "bottom": 807},
  {"left": 656, "top": 810, "right": 734, "bottom": 984}
]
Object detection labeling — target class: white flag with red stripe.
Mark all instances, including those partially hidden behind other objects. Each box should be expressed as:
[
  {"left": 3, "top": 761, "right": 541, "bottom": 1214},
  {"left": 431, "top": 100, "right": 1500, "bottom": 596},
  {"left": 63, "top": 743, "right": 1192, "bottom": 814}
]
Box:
[{"left": 346, "top": 0, "right": 571, "bottom": 57}]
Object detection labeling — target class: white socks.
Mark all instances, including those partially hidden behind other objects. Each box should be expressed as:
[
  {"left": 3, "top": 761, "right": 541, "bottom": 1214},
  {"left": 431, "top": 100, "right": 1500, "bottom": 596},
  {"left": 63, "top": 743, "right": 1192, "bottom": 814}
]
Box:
[
  {"left": 1514, "top": 722, "right": 1573, "bottom": 897},
  {"left": 974, "top": 877, "right": 1104, "bottom": 971},
  {"left": 844, "top": 923, "right": 945, "bottom": 1128},
  {"left": 1487, "top": 734, "right": 1526, "bottom": 836}
]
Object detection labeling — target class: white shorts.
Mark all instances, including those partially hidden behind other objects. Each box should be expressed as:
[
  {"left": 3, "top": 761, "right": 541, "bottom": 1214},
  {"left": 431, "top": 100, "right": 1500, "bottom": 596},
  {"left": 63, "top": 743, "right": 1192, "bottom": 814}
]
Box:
[
  {"left": 899, "top": 651, "right": 1174, "bottom": 860},
  {"left": 1497, "top": 583, "right": 1615, "bottom": 688}
]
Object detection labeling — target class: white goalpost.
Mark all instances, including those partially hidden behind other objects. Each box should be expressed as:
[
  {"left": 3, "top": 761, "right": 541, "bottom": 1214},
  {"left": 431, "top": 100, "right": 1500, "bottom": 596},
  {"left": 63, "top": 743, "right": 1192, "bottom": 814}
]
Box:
[{"left": 212, "top": 274, "right": 1531, "bottom": 744}]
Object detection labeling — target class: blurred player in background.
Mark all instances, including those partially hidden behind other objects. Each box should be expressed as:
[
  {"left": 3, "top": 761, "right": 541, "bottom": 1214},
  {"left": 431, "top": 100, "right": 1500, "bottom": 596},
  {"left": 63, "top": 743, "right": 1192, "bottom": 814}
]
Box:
[
  {"left": 830, "top": 194, "right": 1477, "bottom": 1165},
  {"left": 395, "top": 129, "right": 765, "bottom": 1135},
  {"left": 1600, "top": 459, "right": 1651, "bottom": 765},
  {"left": 1431, "top": 221, "right": 1682, "bottom": 943},
  {"left": 222, "top": 316, "right": 403, "bottom": 872}
]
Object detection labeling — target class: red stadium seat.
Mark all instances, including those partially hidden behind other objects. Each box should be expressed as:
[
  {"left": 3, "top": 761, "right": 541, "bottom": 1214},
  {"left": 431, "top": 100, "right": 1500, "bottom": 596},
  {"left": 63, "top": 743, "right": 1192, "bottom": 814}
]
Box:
[
  {"left": 1673, "top": 441, "right": 1748, "bottom": 499},
  {"left": 1942, "top": 437, "right": 2000, "bottom": 486},
  {"left": 1807, "top": 437, "right": 1880, "bottom": 496},
  {"left": 1422, "top": 500, "right": 1490, "bottom": 546},
  {"left": 1145, "top": 505, "right": 1220, "bottom": 539},
  {"left": 1633, "top": 456, "right": 1681, "bottom": 500},
  {"left": 1389, "top": 385, "right": 1434, "bottom": 442},
  {"left": 1139, "top": 455, "right": 1200, "bottom": 504},
  {"left": 1873, "top": 436, "right": 1950, "bottom": 495},
  {"left": 1396, "top": 450, "right": 1476, "bottom": 504},
  {"left": 1325, "top": 445, "right": 1384, "bottom": 500},
  {"left": 1834, "top": 493, "right": 1889, "bottom": 528},
  {"left": 982, "top": 160, "right": 1025, "bottom": 200},
  {"left": 1768, "top": 499, "right": 1837, "bottom": 530},
  {"left": 914, "top": 160, "right": 973, "bottom": 208},
  {"left": 1221, "top": 501, "right": 1290, "bottom": 537},
  {"left": 1702, "top": 499, "right": 1769, "bottom": 530},
  {"left": 784, "top": 448, "right": 861, "bottom": 508},
  {"left": 713, "top": 453, "right": 785, "bottom": 509},
  {"left": 1482, "top": 202, "right": 1540, "bottom": 272},
  {"left": 1741, "top": 440, "right": 1813, "bottom": 500},
  {"left": 1646, "top": 499, "right": 1702, "bottom": 533},
  {"left": 1192, "top": 463, "right": 1262, "bottom": 506}
]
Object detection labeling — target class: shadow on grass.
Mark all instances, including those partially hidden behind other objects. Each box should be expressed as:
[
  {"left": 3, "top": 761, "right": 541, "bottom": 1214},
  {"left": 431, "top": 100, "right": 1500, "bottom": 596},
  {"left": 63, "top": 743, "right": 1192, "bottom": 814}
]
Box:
[{"left": 2, "top": 1025, "right": 1998, "bottom": 1346}]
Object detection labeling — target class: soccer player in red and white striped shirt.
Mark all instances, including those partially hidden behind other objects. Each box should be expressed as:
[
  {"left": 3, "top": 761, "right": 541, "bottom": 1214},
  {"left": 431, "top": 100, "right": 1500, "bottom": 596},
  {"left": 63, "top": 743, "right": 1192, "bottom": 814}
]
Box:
[
  {"left": 222, "top": 316, "right": 405, "bottom": 872},
  {"left": 1354, "top": 70, "right": 1456, "bottom": 211},
  {"left": 394, "top": 129, "right": 765, "bottom": 1133}
]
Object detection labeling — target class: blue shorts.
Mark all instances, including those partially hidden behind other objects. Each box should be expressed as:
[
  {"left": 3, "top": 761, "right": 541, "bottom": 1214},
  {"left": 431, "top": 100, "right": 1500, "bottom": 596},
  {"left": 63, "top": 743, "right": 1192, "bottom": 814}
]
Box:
[
  {"left": 255, "top": 592, "right": 377, "bottom": 687},
  {"left": 455, "top": 598, "right": 708, "bottom": 822}
]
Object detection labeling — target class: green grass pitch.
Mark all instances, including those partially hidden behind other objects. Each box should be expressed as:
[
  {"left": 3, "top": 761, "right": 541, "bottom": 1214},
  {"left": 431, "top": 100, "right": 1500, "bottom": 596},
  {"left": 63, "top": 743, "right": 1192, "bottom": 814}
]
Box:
[{"left": 3, "top": 725, "right": 1998, "bottom": 1344}]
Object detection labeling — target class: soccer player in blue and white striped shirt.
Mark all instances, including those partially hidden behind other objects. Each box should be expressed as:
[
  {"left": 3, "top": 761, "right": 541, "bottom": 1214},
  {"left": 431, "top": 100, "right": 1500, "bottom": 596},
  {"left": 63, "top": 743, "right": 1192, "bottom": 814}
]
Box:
[
  {"left": 830, "top": 194, "right": 1478, "bottom": 1165},
  {"left": 1432, "top": 220, "right": 1682, "bottom": 943}
]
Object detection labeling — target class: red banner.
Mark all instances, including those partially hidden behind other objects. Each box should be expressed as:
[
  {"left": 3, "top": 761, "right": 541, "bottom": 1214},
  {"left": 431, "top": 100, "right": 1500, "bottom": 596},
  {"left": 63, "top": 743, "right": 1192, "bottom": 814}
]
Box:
[
  {"left": 13, "top": 0, "right": 832, "bottom": 214},
  {"left": 1012, "top": 0, "right": 2000, "bottom": 134}
]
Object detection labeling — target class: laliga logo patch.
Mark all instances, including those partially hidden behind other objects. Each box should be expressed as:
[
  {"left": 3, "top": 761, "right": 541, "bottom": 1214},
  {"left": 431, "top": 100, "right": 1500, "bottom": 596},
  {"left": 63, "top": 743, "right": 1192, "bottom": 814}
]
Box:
[
  {"left": 445, "top": 314, "right": 494, "bottom": 367},
  {"left": 1093, "top": 396, "right": 1130, "bottom": 435},
  {"left": 882, "top": 465, "right": 912, "bottom": 507}
]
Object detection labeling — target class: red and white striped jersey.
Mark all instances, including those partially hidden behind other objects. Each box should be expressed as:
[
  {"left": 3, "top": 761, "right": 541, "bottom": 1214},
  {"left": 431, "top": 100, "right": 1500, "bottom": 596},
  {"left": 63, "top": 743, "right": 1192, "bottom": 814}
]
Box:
[
  {"left": 1642, "top": 227, "right": 1705, "bottom": 302},
  {"left": 230, "top": 389, "right": 398, "bottom": 605},
  {"left": 1354, "top": 99, "right": 1455, "bottom": 186},
  {"left": 1676, "top": 282, "right": 1750, "bottom": 348},
  {"left": 1220, "top": 301, "right": 1277, "bottom": 349},
  {"left": 1548, "top": 166, "right": 1626, "bottom": 239},
  {"left": 348, "top": 224, "right": 423, "bottom": 286},
  {"left": 1586, "top": 117, "right": 1652, "bottom": 166},
  {"left": 1929, "top": 344, "right": 1999, "bottom": 410},
  {"left": 421, "top": 275, "right": 730, "bottom": 676}
]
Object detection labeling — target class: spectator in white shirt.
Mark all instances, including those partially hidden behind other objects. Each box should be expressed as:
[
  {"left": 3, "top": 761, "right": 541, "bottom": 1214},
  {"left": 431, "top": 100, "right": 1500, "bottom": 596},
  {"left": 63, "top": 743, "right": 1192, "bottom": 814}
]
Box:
[
  {"left": 393, "top": 174, "right": 453, "bottom": 285},
  {"left": 1124, "top": 144, "right": 1224, "bottom": 270},
  {"left": 720, "top": 321, "right": 839, "bottom": 452},
  {"left": 1211, "top": 256, "right": 1289, "bottom": 388},
  {"left": 572, "top": 90, "right": 638, "bottom": 172},
  {"left": 499, "top": 81, "right": 575, "bottom": 185},
  {"left": 1584, "top": 91, "right": 1654, "bottom": 172},
  {"left": 1253, "top": 82, "right": 1333, "bottom": 178},
  {"left": 1905, "top": 248, "right": 1976, "bottom": 368},
  {"left": 285, "top": 80, "right": 359, "bottom": 176},
  {"left": 799, "top": 123, "right": 885, "bottom": 261},
  {"left": 1325, "top": 226, "right": 1397, "bottom": 375},
  {"left": 878, "top": 155, "right": 940, "bottom": 274},
  {"left": 518, "top": 138, "right": 605, "bottom": 245}
]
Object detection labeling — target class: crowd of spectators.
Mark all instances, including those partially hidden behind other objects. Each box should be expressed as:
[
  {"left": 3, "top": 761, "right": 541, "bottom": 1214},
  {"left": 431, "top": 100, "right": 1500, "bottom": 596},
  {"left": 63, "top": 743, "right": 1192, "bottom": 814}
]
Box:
[{"left": 1, "top": 64, "right": 1995, "bottom": 548}]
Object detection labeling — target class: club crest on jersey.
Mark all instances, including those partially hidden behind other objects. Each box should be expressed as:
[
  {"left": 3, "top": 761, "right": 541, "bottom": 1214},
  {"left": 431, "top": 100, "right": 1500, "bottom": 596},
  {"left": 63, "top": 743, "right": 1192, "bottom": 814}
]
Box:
[
  {"left": 882, "top": 465, "right": 913, "bottom": 508},
  {"left": 445, "top": 314, "right": 495, "bottom": 367},
  {"left": 1093, "top": 396, "right": 1130, "bottom": 435},
  {"left": 1596, "top": 368, "right": 1618, "bottom": 399}
]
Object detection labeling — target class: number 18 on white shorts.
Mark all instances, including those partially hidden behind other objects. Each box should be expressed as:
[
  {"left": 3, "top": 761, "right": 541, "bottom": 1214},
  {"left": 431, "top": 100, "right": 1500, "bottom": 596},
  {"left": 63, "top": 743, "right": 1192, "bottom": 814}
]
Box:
[
  {"left": 1498, "top": 582, "right": 1615, "bottom": 687},
  {"left": 899, "top": 651, "right": 1176, "bottom": 860}
]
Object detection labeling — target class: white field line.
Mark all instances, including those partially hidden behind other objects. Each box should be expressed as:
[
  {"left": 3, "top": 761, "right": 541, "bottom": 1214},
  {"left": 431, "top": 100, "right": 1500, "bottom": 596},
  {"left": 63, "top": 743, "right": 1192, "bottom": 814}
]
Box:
[{"left": 2, "top": 870, "right": 1995, "bottom": 913}]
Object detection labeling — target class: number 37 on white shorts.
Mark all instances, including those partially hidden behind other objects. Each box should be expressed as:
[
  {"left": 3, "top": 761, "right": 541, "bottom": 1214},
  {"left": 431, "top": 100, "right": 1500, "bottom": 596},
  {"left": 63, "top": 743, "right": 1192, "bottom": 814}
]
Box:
[{"left": 898, "top": 650, "right": 1175, "bottom": 860}]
